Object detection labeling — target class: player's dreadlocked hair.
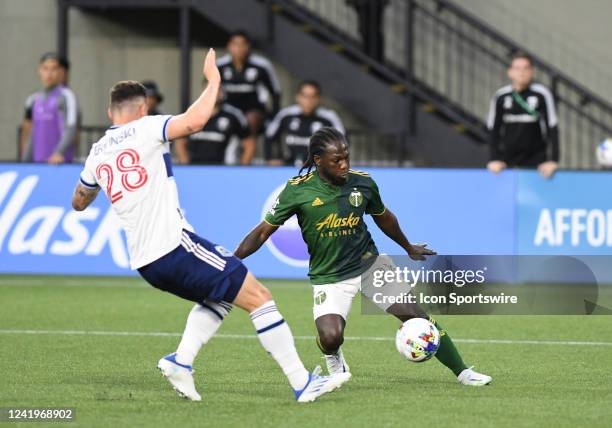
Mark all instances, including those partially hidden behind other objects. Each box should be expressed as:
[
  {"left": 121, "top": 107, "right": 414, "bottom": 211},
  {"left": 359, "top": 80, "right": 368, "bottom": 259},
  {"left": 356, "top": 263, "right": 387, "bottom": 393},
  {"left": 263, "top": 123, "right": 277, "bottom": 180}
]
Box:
[{"left": 299, "top": 127, "right": 347, "bottom": 175}]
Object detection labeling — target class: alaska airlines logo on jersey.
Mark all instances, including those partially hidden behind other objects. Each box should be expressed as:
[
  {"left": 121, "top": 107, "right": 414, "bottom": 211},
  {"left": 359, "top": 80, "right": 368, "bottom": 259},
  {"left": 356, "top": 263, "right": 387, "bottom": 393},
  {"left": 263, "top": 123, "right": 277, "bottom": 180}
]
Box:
[
  {"left": 316, "top": 212, "right": 360, "bottom": 231},
  {"left": 349, "top": 189, "right": 363, "bottom": 207},
  {"left": 0, "top": 171, "right": 129, "bottom": 273},
  {"left": 261, "top": 184, "right": 309, "bottom": 268}
]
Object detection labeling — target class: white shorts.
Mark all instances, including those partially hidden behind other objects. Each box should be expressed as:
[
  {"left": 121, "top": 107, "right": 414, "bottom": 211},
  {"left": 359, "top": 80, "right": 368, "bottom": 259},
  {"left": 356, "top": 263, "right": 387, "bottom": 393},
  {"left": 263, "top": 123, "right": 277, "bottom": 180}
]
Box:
[
  {"left": 312, "top": 255, "right": 401, "bottom": 320},
  {"left": 312, "top": 275, "right": 361, "bottom": 321}
]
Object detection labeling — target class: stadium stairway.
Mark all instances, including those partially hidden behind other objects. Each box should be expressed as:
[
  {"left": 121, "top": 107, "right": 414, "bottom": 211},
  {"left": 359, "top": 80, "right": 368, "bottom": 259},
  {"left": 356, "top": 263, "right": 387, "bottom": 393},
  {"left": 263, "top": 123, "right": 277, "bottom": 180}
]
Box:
[
  {"left": 190, "top": 0, "right": 612, "bottom": 169},
  {"left": 189, "top": 0, "right": 489, "bottom": 167},
  {"left": 64, "top": 0, "right": 612, "bottom": 168}
]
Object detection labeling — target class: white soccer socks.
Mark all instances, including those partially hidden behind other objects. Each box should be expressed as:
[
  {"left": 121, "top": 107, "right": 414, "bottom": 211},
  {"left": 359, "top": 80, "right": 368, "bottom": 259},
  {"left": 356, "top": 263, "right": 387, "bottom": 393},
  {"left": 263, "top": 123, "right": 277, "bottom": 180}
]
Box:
[
  {"left": 175, "top": 301, "right": 232, "bottom": 366},
  {"left": 250, "top": 300, "right": 310, "bottom": 390}
]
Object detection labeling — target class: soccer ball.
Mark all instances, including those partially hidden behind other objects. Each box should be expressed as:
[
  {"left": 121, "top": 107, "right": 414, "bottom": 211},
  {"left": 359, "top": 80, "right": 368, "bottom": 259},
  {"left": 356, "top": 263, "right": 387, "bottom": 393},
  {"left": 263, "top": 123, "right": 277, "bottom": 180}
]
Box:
[
  {"left": 395, "top": 318, "right": 440, "bottom": 362},
  {"left": 596, "top": 138, "right": 612, "bottom": 167}
]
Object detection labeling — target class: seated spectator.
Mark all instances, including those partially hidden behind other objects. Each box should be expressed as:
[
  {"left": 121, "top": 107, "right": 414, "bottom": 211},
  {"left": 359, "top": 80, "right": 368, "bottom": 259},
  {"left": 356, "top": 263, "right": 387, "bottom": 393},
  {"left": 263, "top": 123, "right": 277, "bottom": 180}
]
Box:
[
  {"left": 142, "top": 80, "right": 164, "bottom": 115},
  {"left": 217, "top": 31, "right": 281, "bottom": 164},
  {"left": 175, "top": 88, "right": 254, "bottom": 165},
  {"left": 20, "top": 52, "right": 78, "bottom": 164},
  {"left": 487, "top": 52, "right": 559, "bottom": 178},
  {"left": 265, "top": 80, "right": 345, "bottom": 167}
]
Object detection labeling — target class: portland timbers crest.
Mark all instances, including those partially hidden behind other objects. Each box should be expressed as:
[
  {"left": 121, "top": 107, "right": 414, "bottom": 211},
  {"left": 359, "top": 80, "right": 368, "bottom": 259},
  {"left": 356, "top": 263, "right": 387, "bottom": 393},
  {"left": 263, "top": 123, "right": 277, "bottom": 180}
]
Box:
[
  {"left": 314, "top": 290, "right": 327, "bottom": 305},
  {"left": 349, "top": 188, "right": 363, "bottom": 207}
]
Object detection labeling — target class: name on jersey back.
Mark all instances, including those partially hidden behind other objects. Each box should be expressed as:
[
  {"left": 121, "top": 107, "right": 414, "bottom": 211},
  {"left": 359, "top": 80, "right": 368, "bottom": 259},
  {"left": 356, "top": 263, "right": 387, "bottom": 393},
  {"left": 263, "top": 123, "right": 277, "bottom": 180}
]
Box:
[{"left": 93, "top": 127, "right": 136, "bottom": 156}]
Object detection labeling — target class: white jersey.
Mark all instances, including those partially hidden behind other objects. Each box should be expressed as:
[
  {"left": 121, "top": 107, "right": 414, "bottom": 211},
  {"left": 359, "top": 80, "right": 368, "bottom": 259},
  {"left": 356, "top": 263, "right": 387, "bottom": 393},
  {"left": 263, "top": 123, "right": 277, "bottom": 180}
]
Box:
[{"left": 79, "top": 115, "right": 194, "bottom": 269}]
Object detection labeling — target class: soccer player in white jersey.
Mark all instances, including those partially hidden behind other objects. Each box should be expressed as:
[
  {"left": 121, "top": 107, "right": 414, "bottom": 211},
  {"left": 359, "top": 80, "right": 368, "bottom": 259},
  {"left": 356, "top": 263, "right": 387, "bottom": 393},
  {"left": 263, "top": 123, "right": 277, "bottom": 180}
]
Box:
[{"left": 71, "top": 49, "right": 350, "bottom": 402}]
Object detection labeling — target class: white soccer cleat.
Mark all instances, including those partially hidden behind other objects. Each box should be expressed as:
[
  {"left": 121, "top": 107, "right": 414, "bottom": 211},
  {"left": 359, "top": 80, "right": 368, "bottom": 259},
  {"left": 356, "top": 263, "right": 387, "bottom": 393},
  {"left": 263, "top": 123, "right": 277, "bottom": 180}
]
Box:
[
  {"left": 157, "top": 353, "right": 202, "bottom": 401},
  {"left": 457, "top": 366, "right": 492, "bottom": 386},
  {"left": 324, "top": 348, "right": 351, "bottom": 375},
  {"left": 294, "top": 366, "right": 352, "bottom": 403}
]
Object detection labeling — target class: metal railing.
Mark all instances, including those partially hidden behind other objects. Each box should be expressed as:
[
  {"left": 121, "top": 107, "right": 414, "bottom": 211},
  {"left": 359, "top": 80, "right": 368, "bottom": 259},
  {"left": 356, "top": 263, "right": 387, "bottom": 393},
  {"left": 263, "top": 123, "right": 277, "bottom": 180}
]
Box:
[
  {"left": 33, "top": 0, "right": 612, "bottom": 168},
  {"left": 289, "top": 0, "right": 612, "bottom": 169},
  {"left": 346, "top": 129, "right": 407, "bottom": 167},
  {"left": 458, "top": 0, "right": 612, "bottom": 103},
  {"left": 17, "top": 125, "right": 405, "bottom": 166},
  {"left": 76, "top": 126, "right": 107, "bottom": 161}
]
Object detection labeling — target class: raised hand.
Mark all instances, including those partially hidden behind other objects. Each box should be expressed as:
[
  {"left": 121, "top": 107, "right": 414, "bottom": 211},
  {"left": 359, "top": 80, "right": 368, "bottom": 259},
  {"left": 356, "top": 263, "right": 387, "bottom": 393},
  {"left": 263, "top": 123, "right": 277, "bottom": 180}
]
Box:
[
  {"left": 538, "top": 160, "right": 558, "bottom": 179},
  {"left": 203, "top": 48, "right": 221, "bottom": 84}
]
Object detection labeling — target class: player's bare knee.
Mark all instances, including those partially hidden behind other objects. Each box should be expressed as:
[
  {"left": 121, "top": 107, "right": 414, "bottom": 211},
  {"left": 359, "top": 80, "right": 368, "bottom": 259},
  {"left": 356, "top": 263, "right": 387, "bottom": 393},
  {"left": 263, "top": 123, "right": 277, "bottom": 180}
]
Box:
[
  {"left": 247, "top": 277, "right": 272, "bottom": 307},
  {"left": 257, "top": 284, "right": 272, "bottom": 303},
  {"left": 317, "top": 323, "right": 344, "bottom": 353},
  {"left": 318, "top": 330, "right": 343, "bottom": 353},
  {"left": 234, "top": 272, "right": 272, "bottom": 311}
]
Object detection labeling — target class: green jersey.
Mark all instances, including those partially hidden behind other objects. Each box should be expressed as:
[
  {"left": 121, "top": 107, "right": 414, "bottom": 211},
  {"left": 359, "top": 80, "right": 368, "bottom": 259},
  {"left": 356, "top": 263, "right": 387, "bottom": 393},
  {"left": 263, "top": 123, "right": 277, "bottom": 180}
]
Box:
[{"left": 264, "top": 169, "right": 386, "bottom": 284}]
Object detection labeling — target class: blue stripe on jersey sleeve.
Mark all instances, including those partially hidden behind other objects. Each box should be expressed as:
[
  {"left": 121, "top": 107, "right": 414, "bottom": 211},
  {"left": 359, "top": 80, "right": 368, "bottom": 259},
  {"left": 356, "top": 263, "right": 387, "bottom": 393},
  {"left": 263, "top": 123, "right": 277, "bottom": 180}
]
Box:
[
  {"left": 162, "top": 116, "right": 172, "bottom": 142},
  {"left": 79, "top": 176, "right": 99, "bottom": 189},
  {"left": 163, "top": 152, "right": 174, "bottom": 177}
]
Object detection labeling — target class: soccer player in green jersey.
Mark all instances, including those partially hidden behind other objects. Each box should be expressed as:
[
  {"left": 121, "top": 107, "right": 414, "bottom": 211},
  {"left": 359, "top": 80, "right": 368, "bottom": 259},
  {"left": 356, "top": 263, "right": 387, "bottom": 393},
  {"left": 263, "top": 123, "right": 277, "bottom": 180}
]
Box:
[{"left": 235, "top": 127, "right": 491, "bottom": 386}]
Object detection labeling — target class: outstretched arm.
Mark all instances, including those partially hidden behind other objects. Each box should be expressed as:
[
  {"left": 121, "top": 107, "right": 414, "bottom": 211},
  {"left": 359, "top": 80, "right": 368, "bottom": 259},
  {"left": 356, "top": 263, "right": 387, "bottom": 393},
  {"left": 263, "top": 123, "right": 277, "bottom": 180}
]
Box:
[
  {"left": 234, "top": 221, "right": 279, "bottom": 259},
  {"left": 72, "top": 182, "right": 100, "bottom": 211},
  {"left": 165, "top": 49, "right": 221, "bottom": 141},
  {"left": 372, "top": 208, "right": 436, "bottom": 261}
]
